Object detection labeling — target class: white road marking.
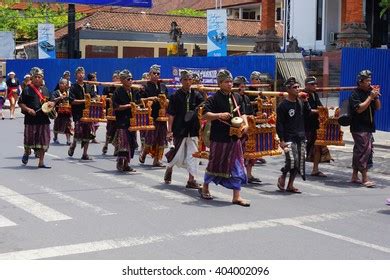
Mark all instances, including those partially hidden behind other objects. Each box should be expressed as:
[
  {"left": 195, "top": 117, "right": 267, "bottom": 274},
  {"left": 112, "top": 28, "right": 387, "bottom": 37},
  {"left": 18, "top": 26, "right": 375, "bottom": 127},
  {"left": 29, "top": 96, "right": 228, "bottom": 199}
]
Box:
[
  {"left": 17, "top": 146, "right": 59, "bottom": 159},
  {"left": 0, "top": 215, "right": 17, "bottom": 228},
  {"left": 0, "top": 185, "right": 71, "bottom": 222},
  {"left": 0, "top": 207, "right": 386, "bottom": 259}
]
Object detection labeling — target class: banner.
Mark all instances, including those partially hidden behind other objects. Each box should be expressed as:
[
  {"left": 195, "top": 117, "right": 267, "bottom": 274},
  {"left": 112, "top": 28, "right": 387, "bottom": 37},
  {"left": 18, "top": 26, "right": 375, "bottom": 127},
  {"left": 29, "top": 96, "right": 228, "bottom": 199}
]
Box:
[
  {"left": 172, "top": 67, "right": 226, "bottom": 85},
  {"left": 207, "top": 9, "right": 227, "bottom": 57},
  {"left": 33, "top": 1, "right": 152, "bottom": 8},
  {"left": 0, "top": 32, "right": 15, "bottom": 60},
  {"left": 38, "top": 24, "right": 56, "bottom": 59}
]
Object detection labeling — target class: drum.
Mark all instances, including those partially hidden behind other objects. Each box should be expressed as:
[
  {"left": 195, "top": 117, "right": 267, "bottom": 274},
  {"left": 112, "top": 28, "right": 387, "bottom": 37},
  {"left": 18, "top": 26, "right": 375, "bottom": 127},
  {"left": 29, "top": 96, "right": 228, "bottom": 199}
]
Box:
[
  {"left": 128, "top": 102, "right": 155, "bottom": 131},
  {"left": 41, "top": 102, "right": 57, "bottom": 119},
  {"left": 57, "top": 103, "right": 72, "bottom": 115},
  {"left": 80, "top": 94, "right": 107, "bottom": 123},
  {"left": 315, "top": 106, "right": 344, "bottom": 146}
]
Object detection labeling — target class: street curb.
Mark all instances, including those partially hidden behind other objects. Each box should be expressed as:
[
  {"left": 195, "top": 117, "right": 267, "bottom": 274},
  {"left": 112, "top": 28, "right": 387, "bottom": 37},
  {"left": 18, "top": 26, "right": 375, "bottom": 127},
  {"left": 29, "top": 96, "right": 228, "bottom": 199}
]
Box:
[{"left": 344, "top": 140, "right": 390, "bottom": 149}]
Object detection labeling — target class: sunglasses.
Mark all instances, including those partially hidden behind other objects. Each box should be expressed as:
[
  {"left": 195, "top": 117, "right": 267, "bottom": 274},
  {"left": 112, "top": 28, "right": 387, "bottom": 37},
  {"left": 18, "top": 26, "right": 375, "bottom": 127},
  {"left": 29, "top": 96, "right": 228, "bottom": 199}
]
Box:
[
  {"left": 126, "top": 77, "right": 133, "bottom": 81},
  {"left": 152, "top": 72, "right": 160, "bottom": 75}
]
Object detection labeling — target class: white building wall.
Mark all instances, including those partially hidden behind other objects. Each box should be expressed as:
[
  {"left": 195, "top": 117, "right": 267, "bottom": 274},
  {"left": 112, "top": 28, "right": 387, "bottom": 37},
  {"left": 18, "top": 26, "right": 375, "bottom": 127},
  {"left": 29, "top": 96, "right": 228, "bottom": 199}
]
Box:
[{"left": 290, "top": 0, "right": 318, "bottom": 50}]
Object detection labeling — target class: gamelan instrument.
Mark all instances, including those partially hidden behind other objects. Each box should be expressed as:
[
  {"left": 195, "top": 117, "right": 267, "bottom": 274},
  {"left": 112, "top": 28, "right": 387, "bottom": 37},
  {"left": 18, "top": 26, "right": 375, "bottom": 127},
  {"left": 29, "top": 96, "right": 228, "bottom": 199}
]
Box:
[
  {"left": 80, "top": 94, "right": 107, "bottom": 123},
  {"left": 128, "top": 102, "right": 155, "bottom": 132},
  {"left": 57, "top": 101, "right": 72, "bottom": 115},
  {"left": 41, "top": 101, "right": 58, "bottom": 119},
  {"left": 105, "top": 94, "right": 116, "bottom": 121},
  {"left": 315, "top": 106, "right": 344, "bottom": 146}
]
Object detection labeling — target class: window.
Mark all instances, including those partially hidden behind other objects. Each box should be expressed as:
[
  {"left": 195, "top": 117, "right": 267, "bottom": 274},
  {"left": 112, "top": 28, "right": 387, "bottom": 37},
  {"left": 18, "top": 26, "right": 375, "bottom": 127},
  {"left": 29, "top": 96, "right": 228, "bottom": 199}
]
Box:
[
  {"left": 276, "top": 7, "right": 282, "bottom": 21},
  {"left": 316, "top": 0, "right": 323, "bottom": 41},
  {"left": 243, "top": 10, "right": 256, "bottom": 20}
]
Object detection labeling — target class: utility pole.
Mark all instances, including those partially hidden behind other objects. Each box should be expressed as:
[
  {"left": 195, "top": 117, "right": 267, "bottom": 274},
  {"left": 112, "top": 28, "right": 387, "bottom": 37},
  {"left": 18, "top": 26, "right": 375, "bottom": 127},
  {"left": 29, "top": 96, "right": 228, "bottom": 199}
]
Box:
[{"left": 67, "top": 4, "right": 76, "bottom": 59}]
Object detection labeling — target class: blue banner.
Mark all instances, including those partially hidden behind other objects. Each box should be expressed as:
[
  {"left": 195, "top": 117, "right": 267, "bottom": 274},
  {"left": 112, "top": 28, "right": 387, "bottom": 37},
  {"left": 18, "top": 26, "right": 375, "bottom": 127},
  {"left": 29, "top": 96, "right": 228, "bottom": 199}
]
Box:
[
  {"left": 33, "top": 1, "right": 152, "bottom": 8},
  {"left": 207, "top": 9, "right": 227, "bottom": 57}
]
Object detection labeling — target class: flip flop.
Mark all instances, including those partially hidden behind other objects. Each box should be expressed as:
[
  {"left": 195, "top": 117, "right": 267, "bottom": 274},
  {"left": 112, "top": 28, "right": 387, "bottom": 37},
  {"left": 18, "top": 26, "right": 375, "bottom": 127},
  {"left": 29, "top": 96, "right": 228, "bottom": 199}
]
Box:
[
  {"left": 152, "top": 162, "right": 165, "bottom": 168},
  {"left": 277, "top": 177, "right": 285, "bottom": 191},
  {"left": 164, "top": 168, "right": 172, "bottom": 184},
  {"left": 68, "top": 145, "right": 75, "bottom": 157},
  {"left": 232, "top": 200, "right": 251, "bottom": 207},
  {"left": 362, "top": 181, "right": 375, "bottom": 188},
  {"left": 350, "top": 179, "right": 362, "bottom": 184},
  {"left": 38, "top": 165, "right": 51, "bottom": 169},
  {"left": 198, "top": 188, "right": 213, "bottom": 200},
  {"left": 311, "top": 171, "right": 327, "bottom": 177},
  {"left": 102, "top": 146, "right": 108, "bottom": 155},
  {"left": 286, "top": 187, "right": 302, "bottom": 194},
  {"left": 186, "top": 180, "right": 202, "bottom": 189},
  {"left": 22, "top": 154, "right": 29, "bottom": 165}
]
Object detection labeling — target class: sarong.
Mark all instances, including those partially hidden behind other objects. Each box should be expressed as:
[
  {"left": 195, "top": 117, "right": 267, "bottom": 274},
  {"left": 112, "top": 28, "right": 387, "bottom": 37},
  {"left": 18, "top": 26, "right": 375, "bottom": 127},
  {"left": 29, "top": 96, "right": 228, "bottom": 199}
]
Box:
[
  {"left": 106, "top": 120, "right": 116, "bottom": 143},
  {"left": 305, "top": 130, "right": 332, "bottom": 163},
  {"left": 24, "top": 124, "right": 50, "bottom": 151},
  {"left": 74, "top": 121, "right": 95, "bottom": 142},
  {"left": 143, "top": 120, "right": 167, "bottom": 161},
  {"left": 165, "top": 136, "right": 199, "bottom": 177},
  {"left": 113, "top": 129, "right": 137, "bottom": 162},
  {"left": 53, "top": 114, "right": 73, "bottom": 135},
  {"left": 282, "top": 140, "right": 306, "bottom": 180},
  {"left": 204, "top": 140, "right": 247, "bottom": 190},
  {"left": 352, "top": 132, "right": 372, "bottom": 172}
]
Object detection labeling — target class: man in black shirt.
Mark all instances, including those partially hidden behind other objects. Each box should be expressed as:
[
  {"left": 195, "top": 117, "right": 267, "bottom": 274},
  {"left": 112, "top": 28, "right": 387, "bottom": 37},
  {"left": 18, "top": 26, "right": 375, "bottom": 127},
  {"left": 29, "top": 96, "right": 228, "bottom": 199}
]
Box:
[
  {"left": 164, "top": 70, "right": 204, "bottom": 188},
  {"left": 18, "top": 67, "right": 52, "bottom": 168},
  {"left": 276, "top": 77, "right": 311, "bottom": 193},
  {"left": 67, "top": 67, "right": 95, "bottom": 160},
  {"left": 349, "top": 70, "right": 381, "bottom": 188},
  {"left": 200, "top": 70, "right": 250, "bottom": 207},
  {"left": 139, "top": 64, "right": 168, "bottom": 167},
  {"left": 112, "top": 69, "right": 140, "bottom": 172}
]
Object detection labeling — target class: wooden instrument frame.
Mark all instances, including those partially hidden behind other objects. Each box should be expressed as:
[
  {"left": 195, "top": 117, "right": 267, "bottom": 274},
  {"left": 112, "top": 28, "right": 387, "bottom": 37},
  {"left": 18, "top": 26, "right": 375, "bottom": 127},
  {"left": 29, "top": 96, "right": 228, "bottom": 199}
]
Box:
[
  {"left": 128, "top": 102, "right": 155, "bottom": 131},
  {"left": 315, "top": 106, "right": 344, "bottom": 146},
  {"left": 80, "top": 94, "right": 107, "bottom": 123}
]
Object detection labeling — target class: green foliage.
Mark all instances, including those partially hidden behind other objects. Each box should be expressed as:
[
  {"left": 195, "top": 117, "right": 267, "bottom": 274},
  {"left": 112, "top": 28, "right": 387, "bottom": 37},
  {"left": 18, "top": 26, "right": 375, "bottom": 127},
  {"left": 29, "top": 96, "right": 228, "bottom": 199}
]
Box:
[
  {"left": 167, "top": 8, "right": 206, "bottom": 17},
  {"left": 379, "top": 0, "right": 390, "bottom": 17},
  {"left": 0, "top": 1, "right": 84, "bottom": 42}
]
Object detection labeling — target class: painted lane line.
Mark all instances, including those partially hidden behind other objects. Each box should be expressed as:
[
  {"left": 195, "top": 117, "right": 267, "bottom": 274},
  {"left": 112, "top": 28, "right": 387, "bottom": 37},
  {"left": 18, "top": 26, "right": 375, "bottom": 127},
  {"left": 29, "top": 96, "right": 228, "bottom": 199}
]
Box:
[
  {"left": 0, "top": 185, "right": 71, "bottom": 222},
  {"left": 0, "top": 207, "right": 386, "bottom": 259},
  {"left": 0, "top": 215, "right": 17, "bottom": 228}
]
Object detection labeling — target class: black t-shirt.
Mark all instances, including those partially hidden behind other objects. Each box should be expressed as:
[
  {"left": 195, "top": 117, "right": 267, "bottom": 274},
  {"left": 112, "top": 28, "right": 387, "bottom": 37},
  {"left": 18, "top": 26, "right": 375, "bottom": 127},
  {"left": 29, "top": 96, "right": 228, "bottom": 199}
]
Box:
[
  {"left": 349, "top": 88, "right": 377, "bottom": 133},
  {"left": 143, "top": 81, "right": 168, "bottom": 119},
  {"left": 276, "top": 98, "right": 311, "bottom": 142},
  {"left": 69, "top": 83, "right": 93, "bottom": 122},
  {"left": 305, "top": 91, "right": 323, "bottom": 131},
  {"left": 6, "top": 77, "right": 20, "bottom": 88},
  {"left": 167, "top": 88, "right": 204, "bottom": 137},
  {"left": 18, "top": 85, "right": 50, "bottom": 125},
  {"left": 203, "top": 91, "right": 245, "bottom": 143},
  {"left": 112, "top": 86, "right": 141, "bottom": 128}
]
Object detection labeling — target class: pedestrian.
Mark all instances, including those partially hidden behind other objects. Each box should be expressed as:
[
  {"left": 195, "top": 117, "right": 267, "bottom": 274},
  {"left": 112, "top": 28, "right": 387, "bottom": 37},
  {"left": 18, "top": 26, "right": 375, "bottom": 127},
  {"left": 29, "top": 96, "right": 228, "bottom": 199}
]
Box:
[
  {"left": 199, "top": 70, "right": 250, "bottom": 207},
  {"left": 303, "top": 76, "right": 332, "bottom": 177},
  {"left": 21, "top": 74, "right": 31, "bottom": 91},
  {"left": 6, "top": 71, "right": 22, "bottom": 119},
  {"left": 0, "top": 75, "right": 6, "bottom": 120},
  {"left": 87, "top": 72, "right": 100, "bottom": 144},
  {"left": 276, "top": 77, "right": 311, "bottom": 193},
  {"left": 349, "top": 70, "right": 381, "bottom": 188},
  {"left": 67, "top": 66, "right": 95, "bottom": 160},
  {"left": 112, "top": 69, "right": 140, "bottom": 172},
  {"left": 18, "top": 67, "right": 52, "bottom": 168},
  {"left": 139, "top": 64, "right": 168, "bottom": 167},
  {"left": 51, "top": 78, "right": 72, "bottom": 145},
  {"left": 164, "top": 70, "right": 204, "bottom": 188}
]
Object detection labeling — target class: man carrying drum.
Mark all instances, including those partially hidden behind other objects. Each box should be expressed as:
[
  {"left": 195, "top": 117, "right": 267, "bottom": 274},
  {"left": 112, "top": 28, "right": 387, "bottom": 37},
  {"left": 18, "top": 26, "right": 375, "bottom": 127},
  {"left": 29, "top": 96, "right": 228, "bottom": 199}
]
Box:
[
  {"left": 276, "top": 77, "right": 311, "bottom": 194},
  {"left": 67, "top": 66, "right": 95, "bottom": 160},
  {"left": 164, "top": 70, "right": 204, "bottom": 188},
  {"left": 18, "top": 67, "right": 53, "bottom": 168},
  {"left": 112, "top": 69, "right": 141, "bottom": 172},
  {"left": 199, "top": 70, "right": 250, "bottom": 207},
  {"left": 139, "top": 64, "right": 168, "bottom": 167}
]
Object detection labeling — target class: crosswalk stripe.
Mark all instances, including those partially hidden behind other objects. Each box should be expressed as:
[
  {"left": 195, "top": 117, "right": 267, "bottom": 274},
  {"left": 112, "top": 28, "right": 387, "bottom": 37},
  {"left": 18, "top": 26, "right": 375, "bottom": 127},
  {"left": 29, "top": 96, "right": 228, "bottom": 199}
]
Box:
[
  {"left": 0, "top": 185, "right": 71, "bottom": 222},
  {"left": 0, "top": 215, "right": 17, "bottom": 228}
]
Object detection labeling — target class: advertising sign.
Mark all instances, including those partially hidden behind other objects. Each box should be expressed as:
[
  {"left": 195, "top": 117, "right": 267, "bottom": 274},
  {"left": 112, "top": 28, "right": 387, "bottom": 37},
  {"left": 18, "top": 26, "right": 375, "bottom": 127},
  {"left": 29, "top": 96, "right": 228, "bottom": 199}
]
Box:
[
  {"left": 207, "top": 9, "right": 227, "bottom": 57},
  {"left": 0, "top": 32, "right": 15, "bottom": 60},
  {"left": 172, "top": 66, "right": 226, "bottom": 85},
  {"left": 38, "top": 24, "right": 56, "bottom": 59},
  {"left": 33, "top": 0, "right": 152, "bottom": 8}
]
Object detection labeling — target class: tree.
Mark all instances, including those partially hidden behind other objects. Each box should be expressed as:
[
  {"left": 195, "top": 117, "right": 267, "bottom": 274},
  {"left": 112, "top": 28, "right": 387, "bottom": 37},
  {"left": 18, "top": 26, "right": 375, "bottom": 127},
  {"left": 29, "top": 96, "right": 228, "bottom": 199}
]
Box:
[
  {"left": 379, "top": 0, "right": 390, "bottom": 17},
  {"left": 0, "top": 0, "right": 84, "bottom": 42},
  {"left": 168, "top": 8, "right": 206, "bottom": 17}
]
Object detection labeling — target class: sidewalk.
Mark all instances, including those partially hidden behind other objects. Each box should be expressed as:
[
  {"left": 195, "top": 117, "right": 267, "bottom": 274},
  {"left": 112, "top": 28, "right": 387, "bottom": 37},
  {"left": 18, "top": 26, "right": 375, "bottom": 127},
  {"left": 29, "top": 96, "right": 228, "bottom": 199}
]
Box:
[{"left": 342, "top": 127, "right": 390, "bottom": 149}]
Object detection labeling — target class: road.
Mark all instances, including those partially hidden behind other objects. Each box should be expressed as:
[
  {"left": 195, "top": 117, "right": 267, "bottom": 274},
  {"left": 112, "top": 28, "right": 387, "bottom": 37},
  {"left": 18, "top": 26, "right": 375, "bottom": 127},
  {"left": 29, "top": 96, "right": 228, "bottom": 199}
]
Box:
[{"left": 0, "top": 111, "right": 389, "bottom": 260}]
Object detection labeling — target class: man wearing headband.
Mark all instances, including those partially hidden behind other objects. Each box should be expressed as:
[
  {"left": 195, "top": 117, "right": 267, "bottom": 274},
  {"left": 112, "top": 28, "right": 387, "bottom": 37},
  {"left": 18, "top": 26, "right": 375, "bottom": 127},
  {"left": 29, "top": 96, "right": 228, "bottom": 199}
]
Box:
[
  {"left": 67, "top": 66, "right": 95, "bottom": 160},
  {"left": 233, "top": 76, "right": 261, "bottom": 184},
  {"left": 276, "top": 77, "right": 311, "bottom": 193},
  {"left": 18, "top": 67, "right": 52, "bottom": 168},
  {"left": 199, "top": 70, "right": 250, "bottom": 207},
  {"left": 54, "top": 70, "right": 72, "bottom": 91},
  {"left": 303, "top": 76, "right": 331, "bottom": 177},
  {"left": 6, "top": 71, "right": 22, "bottom": 119},
  {"left": 102, "top": 70, "right": 120, "bottom": 155},
  {"left": 50, "top": 78, "right": 72, "bottom": 145},
  {"left": 349, "top": 70, "right": 381, "bottom": 188},
  {"left": 164, "top": 70, "right": 204, "bottom": 188},
  {"left": 139, "top": 64, "right": 169, "bottom": 167},
  {"left": 112, "top": 69, "right": 141, "bottom": 172}
]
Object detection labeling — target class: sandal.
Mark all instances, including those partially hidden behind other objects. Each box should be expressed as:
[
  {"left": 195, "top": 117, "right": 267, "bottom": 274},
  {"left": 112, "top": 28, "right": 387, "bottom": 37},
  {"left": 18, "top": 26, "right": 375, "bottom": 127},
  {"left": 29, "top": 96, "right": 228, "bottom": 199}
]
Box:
[
  {"left": 362, "top": 181, "right": 375, "bottom": 188},
  {"left": 286, "top": 187, "right": 302, "bottom": 194},
  {"left": 123, "top": 166, "right": 136, "bottom": 172},
  {"left": 311, "top": 171, "right": 327, "bottom": 177},
  {"left": 186, "top": 180, "right": 201, "bottom": 189},
  {"left": 102, "top": 146, "right": 108, "bottom": 155},
  {"left": 81, "top": 155, "right": 92, "bottom": 161},
  {"left": 152, "top": 162, "right": 165, "bottom": 168},
  {"left": 198, "top": 188, "right": 213, "bottom": 200},
  {"left": 164, "top": 168, "right": 172, "bottom": 184},
  {"left": 22, "top": 153, "right": 29, "bottom": 165},
  {"left": 232, "top": 200, "right": 250, "bottom": 207},
  {"left": 68, "top": 145, "right": 75, "bottom": 157},
  {"left": 139, "top": 152, "right": 146, "bottom": 164},
  {"left": 38, "top": 165, "right": 52, "bottom": 169},
  {"left": 350, "top": 179, "right": 362, "bottom": 184},
  {"left": 248, "top": 176, "right": 262, "bottom": 184},
  {"left": 277, "top": 176, "right": 285, "bottom": 191}
]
